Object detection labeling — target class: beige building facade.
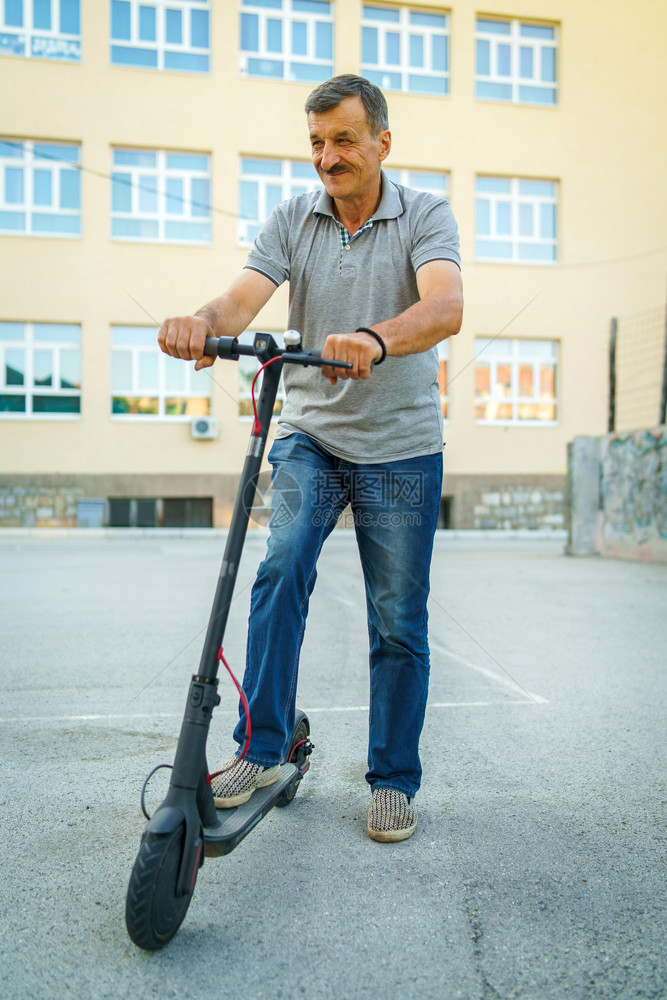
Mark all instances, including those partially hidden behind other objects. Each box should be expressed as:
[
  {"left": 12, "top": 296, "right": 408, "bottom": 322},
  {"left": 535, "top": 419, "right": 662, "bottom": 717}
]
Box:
[{"left": 1, "top": 0, "right": 666, "bottom": 529}]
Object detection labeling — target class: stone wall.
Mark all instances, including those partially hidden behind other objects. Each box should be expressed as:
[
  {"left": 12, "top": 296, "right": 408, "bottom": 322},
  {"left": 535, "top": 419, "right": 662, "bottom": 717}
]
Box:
[
  {"left": 444, "top": 474, "right": 567, "bottom": 530},
  {"left": 0, "top": 471, "right": 569, "bottom": 532},
  {"left": 597, "top": 426, "right": 667, "bottom": 561},
  {"left": 568, "top": 426, "right": 667, "bottom": 562},
  {"left": 471, "top": 485, "right": 565, "bottom": 531},
  {"left": 0, "top": 474, "right": 239, "bottom": 529},
  {"left": 0, "top": 483, "right": 83, "bottom": 528}
]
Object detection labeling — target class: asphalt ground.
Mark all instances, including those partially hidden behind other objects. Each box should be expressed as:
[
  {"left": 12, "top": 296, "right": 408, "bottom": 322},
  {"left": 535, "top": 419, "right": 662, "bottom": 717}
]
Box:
[{"left": 0, "top": 530, "right": 665, "bottom": 1000}]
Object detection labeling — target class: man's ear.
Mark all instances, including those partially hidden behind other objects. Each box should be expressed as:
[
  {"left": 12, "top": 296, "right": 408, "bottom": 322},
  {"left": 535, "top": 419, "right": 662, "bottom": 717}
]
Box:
[{"left": 378, "top": 129, "right": 392, "bottom": 162}]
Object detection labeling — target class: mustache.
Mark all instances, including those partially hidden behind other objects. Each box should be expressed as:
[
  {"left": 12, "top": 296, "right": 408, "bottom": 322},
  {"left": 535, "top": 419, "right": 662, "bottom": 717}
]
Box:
[{"left": 323, "top": 165, "right": 348, "bottom": 175}]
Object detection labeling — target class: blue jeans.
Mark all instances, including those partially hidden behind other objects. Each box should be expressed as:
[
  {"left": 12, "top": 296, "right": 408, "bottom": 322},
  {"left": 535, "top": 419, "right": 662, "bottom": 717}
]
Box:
[{"left": 233, "top": 432, "right": 442, "bottom": 798}]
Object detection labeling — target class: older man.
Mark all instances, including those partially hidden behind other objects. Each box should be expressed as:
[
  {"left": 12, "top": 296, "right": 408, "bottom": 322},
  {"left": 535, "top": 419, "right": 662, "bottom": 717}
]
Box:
[{"left": 158, "top": 74, "right": 462, "bottom": 842}]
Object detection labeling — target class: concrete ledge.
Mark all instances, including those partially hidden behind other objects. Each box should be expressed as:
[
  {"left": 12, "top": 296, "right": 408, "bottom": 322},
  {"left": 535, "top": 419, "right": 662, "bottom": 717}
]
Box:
[{"left": 0, "top": 526, "right": 569, "bottom": 542}]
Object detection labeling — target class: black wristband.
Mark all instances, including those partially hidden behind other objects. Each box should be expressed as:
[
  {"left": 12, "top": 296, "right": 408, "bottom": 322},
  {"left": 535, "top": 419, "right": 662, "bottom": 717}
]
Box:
[{"left": 356, "top": 327, "right": 386, "bottom": 365}]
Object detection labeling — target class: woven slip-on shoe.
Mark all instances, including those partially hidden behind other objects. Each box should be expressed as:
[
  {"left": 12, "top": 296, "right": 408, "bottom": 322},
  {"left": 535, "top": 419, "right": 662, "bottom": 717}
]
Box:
[
  {"left": 210, "top": 757, "right": 280, "bottom": 809},
  {"left": 368, "top": 788, "right": 417, "bottom": 843}
]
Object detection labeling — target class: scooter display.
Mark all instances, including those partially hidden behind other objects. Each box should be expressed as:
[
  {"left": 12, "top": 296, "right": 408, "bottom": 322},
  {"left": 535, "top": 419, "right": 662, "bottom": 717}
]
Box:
[{"left": 125, "top": 331, "right": 352, "bottom": 950}]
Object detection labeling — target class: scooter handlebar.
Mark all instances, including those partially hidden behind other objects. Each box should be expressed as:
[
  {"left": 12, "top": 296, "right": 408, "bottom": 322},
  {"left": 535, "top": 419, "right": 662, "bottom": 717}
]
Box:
[{"left": 203, "top": 335, "right": 353, "bottom": 369}]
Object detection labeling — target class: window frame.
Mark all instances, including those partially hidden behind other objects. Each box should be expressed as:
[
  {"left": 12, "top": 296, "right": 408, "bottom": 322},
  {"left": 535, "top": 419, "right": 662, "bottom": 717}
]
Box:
[
  {"left": 0, "top": 321, "right": 82, "bottom": 419},
  {"left": 475, "top": 16, "right": 558, "bottom": 106},
  {"left": 110, "top": 0, "right": 210, "bottom": 73},
  {"left": 437, "top": 338, "right": 449, "bottom": 421},
  {"left": 361, "top": 3, "right": 450, "bottom": 96},
  {"left": 383, "top": 166, "right": 449, "bottom": 199},
  {"left": 0, "top": 0, "right": 81, "bottom": 61},
  {"left": 110, "top": 326, "right": 212, "bottom": 420},
  {"left": 0, "top": 138, "right": 82, "bottom": 237},
  {"left": 473, "top": 337, "right": 558, "bottom": 426},
  {"left": 384, "top": 168, "right": 451, "bottom": 423},
  {"left": 238, "top": 156, "right": 321, "bottom": 246},
  {"left": 110, "top": 147, "right": 212, "bottom": 245},
  {"left": 239, "top": 0, "right": 334, "bottom": 83},
  {"left": 475, "top": 175, "right": 558, "bottom": 264}
]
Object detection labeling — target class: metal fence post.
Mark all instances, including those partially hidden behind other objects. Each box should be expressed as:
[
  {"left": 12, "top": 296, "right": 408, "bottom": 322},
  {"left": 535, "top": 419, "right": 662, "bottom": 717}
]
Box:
[
  {"left": 609, "top": 317, "right": 617, "bottom": 433},
  {"left": 660, "top": 292, "right": 667, "bottom": 426}
]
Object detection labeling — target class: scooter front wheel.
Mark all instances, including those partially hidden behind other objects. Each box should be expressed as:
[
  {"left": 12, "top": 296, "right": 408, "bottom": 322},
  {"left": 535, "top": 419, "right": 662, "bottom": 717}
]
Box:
[{"left": 125, "top": 829, "right": 194, "bottom": 950}]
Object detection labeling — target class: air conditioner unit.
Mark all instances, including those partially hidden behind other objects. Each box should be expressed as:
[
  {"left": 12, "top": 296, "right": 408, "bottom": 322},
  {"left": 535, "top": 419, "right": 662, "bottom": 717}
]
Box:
[{"left": 191, "top": 416, "right": 219, "bottom": 440}]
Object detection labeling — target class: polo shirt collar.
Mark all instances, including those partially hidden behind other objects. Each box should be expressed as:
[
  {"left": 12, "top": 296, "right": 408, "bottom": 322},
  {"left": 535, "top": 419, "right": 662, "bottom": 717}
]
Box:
[{"left": 313, "top": 171, "right": 404, "bottom": 222}]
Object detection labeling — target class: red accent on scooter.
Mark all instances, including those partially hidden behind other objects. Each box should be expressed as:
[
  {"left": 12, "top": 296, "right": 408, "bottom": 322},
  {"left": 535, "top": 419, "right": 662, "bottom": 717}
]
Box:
[
  {"left": 207, "top": 647, "right": 252, "bottom": 781},
  {"left": 190, "top": 839, "right": 203, "bottom": 892},
  {"left": 250, "top": 355, "right": 283, "bottom": 437}
]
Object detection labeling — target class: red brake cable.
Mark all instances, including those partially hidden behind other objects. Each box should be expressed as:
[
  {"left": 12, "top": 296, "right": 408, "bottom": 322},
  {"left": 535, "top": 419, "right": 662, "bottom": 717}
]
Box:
[
  {"left": 250, "top": 355, "right": 282, "bottom": 435},
  {"left": 207, "top": 647, "right": 251, "bottom": 782}
]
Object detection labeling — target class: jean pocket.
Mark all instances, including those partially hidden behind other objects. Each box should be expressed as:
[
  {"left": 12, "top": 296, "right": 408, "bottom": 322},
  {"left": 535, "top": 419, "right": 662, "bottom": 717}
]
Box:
[{"left": 267, "top": 433, "right": 296, "bottom": 466}]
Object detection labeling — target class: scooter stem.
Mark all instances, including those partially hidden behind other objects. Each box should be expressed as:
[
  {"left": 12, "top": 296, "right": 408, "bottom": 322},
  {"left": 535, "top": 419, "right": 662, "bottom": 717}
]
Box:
[{"left": 198, "top": 350, "right": 283, "bottom": 680}]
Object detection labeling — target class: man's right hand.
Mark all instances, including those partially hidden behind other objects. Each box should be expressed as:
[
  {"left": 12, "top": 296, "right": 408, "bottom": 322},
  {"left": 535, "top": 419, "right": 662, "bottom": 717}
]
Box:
[{"left": 157, "top": 315, "right": 215, "bottom": 370}]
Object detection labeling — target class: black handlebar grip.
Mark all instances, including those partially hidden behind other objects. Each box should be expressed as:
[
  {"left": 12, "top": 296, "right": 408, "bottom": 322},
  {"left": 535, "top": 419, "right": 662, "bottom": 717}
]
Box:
[{"left": 203, "top": 336, "right": 246, "bottom": 359}]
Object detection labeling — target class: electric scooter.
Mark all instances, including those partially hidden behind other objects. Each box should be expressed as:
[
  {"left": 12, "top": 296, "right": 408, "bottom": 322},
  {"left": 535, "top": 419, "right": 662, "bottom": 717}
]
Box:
[{"left": 125, "top": 331, "right": 352, "bottom": 951}]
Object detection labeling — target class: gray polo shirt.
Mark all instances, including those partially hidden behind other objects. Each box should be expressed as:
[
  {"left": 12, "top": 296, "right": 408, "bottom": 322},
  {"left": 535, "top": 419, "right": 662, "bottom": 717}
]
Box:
[{"left": 245, "top": 173, "right": 460, "bottom": 463}]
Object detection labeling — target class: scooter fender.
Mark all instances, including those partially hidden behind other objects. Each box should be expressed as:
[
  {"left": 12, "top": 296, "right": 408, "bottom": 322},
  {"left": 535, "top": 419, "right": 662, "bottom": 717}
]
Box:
[
  {"left": 143, "top": 806, "right": 185, "bottom": 837},
  {"left": 142, "top": 803, "right": 204, "bottom": 895}
]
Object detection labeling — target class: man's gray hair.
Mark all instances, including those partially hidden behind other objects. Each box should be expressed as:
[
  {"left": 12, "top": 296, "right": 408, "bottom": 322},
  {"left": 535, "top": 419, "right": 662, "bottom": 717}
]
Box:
[{"left": 305, "top": 74, "right": 389, "bottom": 135}]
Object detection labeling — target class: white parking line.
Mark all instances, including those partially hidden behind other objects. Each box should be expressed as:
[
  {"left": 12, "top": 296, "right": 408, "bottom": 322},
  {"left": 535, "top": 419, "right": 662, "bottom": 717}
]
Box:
[
  {"left": 0, "top": 696, "right": 542, "bottom": 726},
  {"left": 0, "top": 712, "right": 184, "bottom": 724},
  {"left": 430, "top": 641, "right": 548, "bottom": 704}
]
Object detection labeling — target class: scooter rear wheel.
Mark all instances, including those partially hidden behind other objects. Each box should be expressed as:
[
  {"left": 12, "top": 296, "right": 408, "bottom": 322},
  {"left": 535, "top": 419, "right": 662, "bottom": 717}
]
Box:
[
  {"left": 276, "top": 713, "right": 310, "bottom": 808},
  {"left": 125, "top": 828, "right": 194, "bottom": 950}
]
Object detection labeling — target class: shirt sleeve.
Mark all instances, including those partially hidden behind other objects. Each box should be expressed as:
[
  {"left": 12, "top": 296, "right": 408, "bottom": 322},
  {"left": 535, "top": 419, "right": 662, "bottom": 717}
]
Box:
[
  {"left": 244, "top": 205, "right": 291, "bottom": 287},
  {"left": 410, "top": 195, "right": 461, "bottom": 273}
]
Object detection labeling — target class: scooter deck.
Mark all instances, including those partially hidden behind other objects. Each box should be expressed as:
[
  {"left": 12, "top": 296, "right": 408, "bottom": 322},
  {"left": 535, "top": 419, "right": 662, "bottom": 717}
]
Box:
[{"left": 203, "top": 763, "right": 300, "bottom": 857}]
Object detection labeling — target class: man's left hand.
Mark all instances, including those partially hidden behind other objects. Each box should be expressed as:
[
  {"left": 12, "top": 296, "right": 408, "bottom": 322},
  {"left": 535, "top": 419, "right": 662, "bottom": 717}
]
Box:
[{"left": 320, "top": 331, "right": 383, "bottom": 385}]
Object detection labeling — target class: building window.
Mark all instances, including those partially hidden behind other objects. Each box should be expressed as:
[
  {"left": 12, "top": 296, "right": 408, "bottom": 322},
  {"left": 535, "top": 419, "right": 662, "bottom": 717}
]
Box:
[
  {"left": 240, "top": 0, "right": 333, "bottom": 82},
  {"left": 474, "top": 338, "right": 558, "bottom": 424},
  {"left": 0, "top": 139, "right": 81, "bottom": 236},
  {"left": 239, "top": 157, "right": 321, "bottom": 244},
  {"left": 384, "top": 167, "right": 452, "bottom": 419},
  {"left": 475, "top": 17, "right": 557, "bottom": 105},
  {"left": 111, "top": 148, "right": 211, "bottom": 243},
  {"left": 110, "top": 0, "right": 210, "bottom": 72},
  {"left": 237, "top": 331, "right": 285, "bottom": 419},
  {"left": 111, "top": 326, "right": 211, "bottom": 418},
  {"left": 383, "top": 167, "right": 449, "bottom": 198},
  {"left": 0, "top": 0, "right": 81, "bottom": 60},
  {"left": 0, "top": 322, "right": 81, "bottom": 417},
  {"left": 361, "top": 4, "right": 449, "bottom": 96},
  {"left": 108, "top": 496, "right": 213, "bottom": 528},
  {"left": 475, "top": 176, "right": 557, "bottom": 263},
  {"left": 437, "top": 338, "right": 448, "bottom": 420}
]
